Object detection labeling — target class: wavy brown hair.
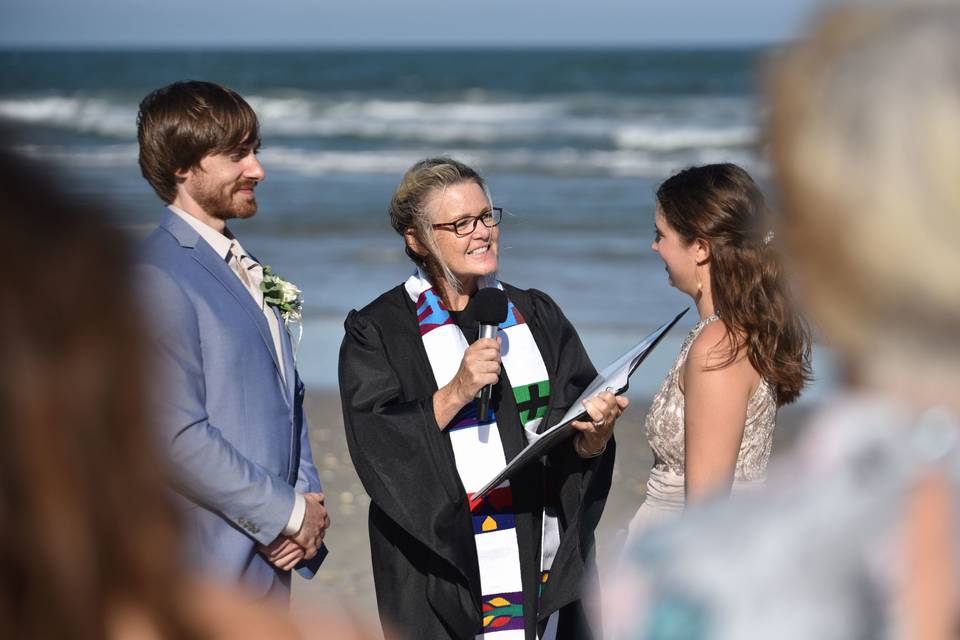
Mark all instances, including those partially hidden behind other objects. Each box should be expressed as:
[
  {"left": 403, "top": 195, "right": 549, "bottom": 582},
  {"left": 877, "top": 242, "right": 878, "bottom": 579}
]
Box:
[
  {"left": 138, "top": 80, "right": 260, "bottom": 203},
  {"left": 656, "top": 163, "right": 812, "bottom": 405},
  {"left": 0, "top": 149, "right": 198, "bottom": 640}
]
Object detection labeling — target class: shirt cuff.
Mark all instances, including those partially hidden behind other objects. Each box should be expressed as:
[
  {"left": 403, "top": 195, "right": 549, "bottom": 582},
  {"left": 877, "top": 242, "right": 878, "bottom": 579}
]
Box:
[{"left": 282, "top": 492, "right": 306, "bottom": 536}]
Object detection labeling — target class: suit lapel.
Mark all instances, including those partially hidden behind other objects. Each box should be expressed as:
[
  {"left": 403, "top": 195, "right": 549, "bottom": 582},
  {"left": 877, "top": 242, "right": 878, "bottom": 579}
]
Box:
[
  {"left": 161, "top": 212, "right": 287, "bottom": 389},
  {"left": 274, "top": 305, "right": 297, "bottom": 410}
]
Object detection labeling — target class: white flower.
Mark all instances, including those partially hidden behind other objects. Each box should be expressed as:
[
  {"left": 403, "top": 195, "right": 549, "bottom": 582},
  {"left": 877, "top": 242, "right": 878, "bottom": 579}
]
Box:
[{"left": 260, "top": 266, "right": 304, "bottom": 324}]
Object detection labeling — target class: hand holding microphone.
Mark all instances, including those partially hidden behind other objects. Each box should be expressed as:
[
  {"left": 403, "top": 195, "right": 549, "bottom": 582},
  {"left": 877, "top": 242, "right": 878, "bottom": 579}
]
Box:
[
  {"left": 472, "top": 288, "right": 508, "bottom": 420},
  {"left": 432, "top": 288, "right": 508, "bottom": 430}
]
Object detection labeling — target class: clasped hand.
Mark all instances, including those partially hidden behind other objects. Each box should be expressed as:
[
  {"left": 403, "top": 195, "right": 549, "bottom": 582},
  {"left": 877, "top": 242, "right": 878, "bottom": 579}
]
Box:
[
  {"left": 258, "top": 491, "right": 330, "bottom": 571},
  {"left": 570, "top": 391, "right": 629, "bottom": 458}
]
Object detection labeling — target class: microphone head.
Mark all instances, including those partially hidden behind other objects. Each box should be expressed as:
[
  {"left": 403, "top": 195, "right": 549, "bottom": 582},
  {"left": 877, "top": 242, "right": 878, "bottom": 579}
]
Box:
[{"left": 473, "top": 287, "right": 509, "bottom": 325}]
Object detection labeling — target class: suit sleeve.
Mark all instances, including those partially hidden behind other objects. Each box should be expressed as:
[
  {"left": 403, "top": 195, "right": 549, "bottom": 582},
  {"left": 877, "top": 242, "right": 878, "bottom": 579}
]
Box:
[{"left": 138, "top": 264, "right": 295, "bottom": 546}]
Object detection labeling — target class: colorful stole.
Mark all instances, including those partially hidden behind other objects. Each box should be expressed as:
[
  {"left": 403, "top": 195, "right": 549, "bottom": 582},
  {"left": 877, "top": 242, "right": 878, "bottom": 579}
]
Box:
[{"left": 405, "top": 271, "right": 560, "bottom": 640}]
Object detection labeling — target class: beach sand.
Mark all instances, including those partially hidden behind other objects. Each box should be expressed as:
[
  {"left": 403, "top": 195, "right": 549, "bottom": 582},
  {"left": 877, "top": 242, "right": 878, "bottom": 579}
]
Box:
[{"left": 291, "top": 391, "right": 811, "bottom": 635}]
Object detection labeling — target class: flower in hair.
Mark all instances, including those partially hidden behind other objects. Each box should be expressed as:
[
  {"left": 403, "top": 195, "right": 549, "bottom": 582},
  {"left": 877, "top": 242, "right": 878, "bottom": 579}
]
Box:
[{"left": 763, "top": 231, "right": 775, "bottom": 245}]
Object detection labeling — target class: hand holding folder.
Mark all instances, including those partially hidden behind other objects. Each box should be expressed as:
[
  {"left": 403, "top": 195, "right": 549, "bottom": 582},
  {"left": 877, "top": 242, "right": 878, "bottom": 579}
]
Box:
[{"left": 469, "top": 308, "right": 689, "bottom": 506}]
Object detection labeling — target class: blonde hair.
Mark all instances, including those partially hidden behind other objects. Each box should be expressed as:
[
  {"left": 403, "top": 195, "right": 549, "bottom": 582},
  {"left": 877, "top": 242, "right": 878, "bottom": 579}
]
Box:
[
  {"left": 388, "top": 157, "right": 491, "bottom": 305},
  {"left": 769, "top": 2, "right": 960, "bottom": 379}
]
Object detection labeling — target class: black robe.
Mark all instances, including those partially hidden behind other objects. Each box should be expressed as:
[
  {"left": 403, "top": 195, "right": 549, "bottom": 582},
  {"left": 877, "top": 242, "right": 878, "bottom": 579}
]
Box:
[{"left": 339, "top": 283, "right": 616, "bottom": 640}]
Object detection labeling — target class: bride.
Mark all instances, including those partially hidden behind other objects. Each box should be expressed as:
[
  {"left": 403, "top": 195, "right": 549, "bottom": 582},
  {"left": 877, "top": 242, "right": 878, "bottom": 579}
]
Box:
[{"left": 627, "top": 163, "right": 812, "bottom": 538}]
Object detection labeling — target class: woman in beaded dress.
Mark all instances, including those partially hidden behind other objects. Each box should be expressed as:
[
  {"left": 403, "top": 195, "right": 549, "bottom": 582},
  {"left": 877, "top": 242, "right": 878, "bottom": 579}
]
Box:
[
  {"left": 611, "top": 6, "right": 960, "bottom": 637},
  {"left": 626, "top": 164, "right": 812, "bottom": 540}
]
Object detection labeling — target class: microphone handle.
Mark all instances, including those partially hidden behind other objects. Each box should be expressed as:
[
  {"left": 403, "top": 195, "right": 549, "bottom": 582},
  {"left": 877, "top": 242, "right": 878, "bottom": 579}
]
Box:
[{"left": 476, "top": 323, "right": 499, "bottom": 419}]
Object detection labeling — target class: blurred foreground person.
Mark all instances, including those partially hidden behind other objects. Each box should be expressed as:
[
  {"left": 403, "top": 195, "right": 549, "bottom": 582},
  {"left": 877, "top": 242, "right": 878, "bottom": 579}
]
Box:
[
  {"left": 610, "top": 4, "right": 960, "bottom": 639},
  {"left": 0, "top": 150, "right": 338, "bottom": 639},
  {"left": 626, "top": 164, "right": 811, "bottom": 543}
]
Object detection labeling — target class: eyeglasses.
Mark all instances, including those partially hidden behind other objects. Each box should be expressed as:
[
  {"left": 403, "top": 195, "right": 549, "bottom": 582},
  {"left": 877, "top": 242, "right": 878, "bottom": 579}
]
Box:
[{"left": 431, "top": 207, "right": 503, "bottom": 237}]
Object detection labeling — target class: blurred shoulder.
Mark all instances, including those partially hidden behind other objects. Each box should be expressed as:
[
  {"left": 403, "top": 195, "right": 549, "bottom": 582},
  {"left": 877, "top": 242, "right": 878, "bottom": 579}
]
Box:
[
  {"left": 192, "top": 581, "right": 292, "bottom": 639},
  {"left": 140, "top": 225, "right": 180, "bottom": 264}
]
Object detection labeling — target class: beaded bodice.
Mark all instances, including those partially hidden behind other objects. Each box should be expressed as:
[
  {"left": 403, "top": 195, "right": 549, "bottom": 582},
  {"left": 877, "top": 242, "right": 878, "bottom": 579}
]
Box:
[{"left": 644, "top": 315, "right": 777, "bottom": 481}]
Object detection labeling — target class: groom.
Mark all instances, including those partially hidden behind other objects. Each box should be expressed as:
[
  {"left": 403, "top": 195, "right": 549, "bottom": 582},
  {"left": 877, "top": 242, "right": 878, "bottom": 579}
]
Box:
[{"left": 136, "top": 81, "right": 329, "bottom": 599}]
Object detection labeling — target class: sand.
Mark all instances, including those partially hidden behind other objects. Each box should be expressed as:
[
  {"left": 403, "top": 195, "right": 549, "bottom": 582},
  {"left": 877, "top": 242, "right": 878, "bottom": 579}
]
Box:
[{"left": 290, "top": 390, "right": 811, "bottom": 636}]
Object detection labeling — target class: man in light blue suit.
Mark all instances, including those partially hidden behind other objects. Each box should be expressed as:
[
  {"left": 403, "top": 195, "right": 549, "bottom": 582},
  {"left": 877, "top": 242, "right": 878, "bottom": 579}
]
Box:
[{"left": 136, "top": 81, "right": 329, "bottom": 600}]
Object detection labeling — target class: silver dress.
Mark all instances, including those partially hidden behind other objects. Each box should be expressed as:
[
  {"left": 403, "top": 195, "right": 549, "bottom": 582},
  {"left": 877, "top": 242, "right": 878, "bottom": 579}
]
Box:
[{"left": 627, "top": 314, "right": 777, "bottom": 539}]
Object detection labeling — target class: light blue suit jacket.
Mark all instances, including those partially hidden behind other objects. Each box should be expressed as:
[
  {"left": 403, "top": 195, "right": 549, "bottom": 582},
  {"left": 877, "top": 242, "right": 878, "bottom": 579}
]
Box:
[{"left": 139, "top": 211, "right": 326, "bottom": 596}]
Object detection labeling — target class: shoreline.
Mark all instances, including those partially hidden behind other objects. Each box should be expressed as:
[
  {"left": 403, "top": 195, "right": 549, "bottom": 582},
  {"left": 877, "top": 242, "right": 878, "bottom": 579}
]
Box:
[{"left": 292, "top": 390, "right": 811, "bottom": 636}]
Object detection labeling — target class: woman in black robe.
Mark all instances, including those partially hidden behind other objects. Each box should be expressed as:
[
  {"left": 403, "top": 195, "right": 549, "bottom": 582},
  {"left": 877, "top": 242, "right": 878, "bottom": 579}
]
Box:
[{"left": 339, "top": 158, "right": 627, "bottom": 640}]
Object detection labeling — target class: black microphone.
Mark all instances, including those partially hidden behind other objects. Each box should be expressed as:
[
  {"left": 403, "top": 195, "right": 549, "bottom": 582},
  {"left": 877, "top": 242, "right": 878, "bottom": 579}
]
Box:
[{"left": 472, "top": 287, "right": 508, "bottom": 421}]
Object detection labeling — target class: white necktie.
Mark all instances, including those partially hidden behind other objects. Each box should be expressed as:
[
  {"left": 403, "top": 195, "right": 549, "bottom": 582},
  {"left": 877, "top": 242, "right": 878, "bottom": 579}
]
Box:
[
  {"left": 229, "top": 239, "right": 286, "bottom": 382},
  {"left": 229, "top": 240, "right": 264, "bottom": 307}
]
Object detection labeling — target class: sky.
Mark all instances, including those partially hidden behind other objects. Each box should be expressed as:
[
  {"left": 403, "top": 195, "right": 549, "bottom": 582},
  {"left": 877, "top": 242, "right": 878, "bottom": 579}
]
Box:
[{"left": 2, "top": 0, "right": 825, "bottom": 48}]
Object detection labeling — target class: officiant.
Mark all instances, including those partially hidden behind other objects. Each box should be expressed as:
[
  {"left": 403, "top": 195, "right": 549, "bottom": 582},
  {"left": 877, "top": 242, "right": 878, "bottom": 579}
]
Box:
[{"left": 338, "top": 157, "right": 626, "bottom": 640}]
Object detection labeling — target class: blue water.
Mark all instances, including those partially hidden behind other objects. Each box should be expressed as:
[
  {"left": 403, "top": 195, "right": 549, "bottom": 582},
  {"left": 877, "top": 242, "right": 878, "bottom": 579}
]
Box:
[{"left": 0, "top": 48, "right": 836, "bottom": 400}]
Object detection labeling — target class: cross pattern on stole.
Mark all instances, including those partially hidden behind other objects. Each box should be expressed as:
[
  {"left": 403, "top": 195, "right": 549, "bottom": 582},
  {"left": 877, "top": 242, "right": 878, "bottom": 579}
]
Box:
[{"left": 515, "top": 381, "right": 550, "bottom": 424}]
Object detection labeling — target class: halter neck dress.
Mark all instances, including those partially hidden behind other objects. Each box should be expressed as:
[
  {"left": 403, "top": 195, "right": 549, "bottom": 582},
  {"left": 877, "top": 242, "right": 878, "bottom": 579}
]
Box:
[{"left": 626, "top": 314, "right": 777, "bottom": 541}]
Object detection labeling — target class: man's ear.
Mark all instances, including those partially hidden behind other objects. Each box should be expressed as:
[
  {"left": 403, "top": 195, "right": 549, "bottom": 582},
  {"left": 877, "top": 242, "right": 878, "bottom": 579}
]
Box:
[
  {"left": 404, "top": 228, "right": 428, "bottom": 258},
  {"left": 173, "top": 166, "right": 192, "bottom": 183}
]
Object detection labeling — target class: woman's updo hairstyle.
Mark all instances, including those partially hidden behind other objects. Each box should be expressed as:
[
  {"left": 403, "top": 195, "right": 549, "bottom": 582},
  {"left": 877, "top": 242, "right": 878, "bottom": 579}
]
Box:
[{"left": 389, "top": 157, "right": 490, "bottom": 305}]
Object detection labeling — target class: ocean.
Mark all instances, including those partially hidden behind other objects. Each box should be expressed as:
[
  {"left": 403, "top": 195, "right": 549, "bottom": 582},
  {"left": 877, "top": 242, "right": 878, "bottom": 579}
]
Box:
[{"left": 0, "top": 48, "right": 836, "bottom": 399}]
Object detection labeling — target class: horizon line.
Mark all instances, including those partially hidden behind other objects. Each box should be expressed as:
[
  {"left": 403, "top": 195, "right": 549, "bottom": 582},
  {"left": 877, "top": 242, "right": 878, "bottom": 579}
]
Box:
[{"left": 0, "top": 40, "right": 788, "bottom": 53}]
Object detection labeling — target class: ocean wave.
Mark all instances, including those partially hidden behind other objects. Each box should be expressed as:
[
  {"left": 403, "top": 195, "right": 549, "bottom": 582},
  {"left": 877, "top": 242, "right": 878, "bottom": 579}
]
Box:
[
  {"left": 613, "top": 124, "right": 757, "bottom": 150},
  {"left": 11, "top": 141, "right": 764, "bottom": 179},
  {"left": 0, "top": 96, "right": 136, "bottom": 138},
  {"left": 11, "top": 142, "right": 764, "bottom": 179},
  {"left": 13, "top": 143, "right": 138, "bottom": 165},
  {"left": 1, "top": 92, "right": 757, "bottom": 150},
  {"left": 260, "top": 146, "right": 765, "bottom": 178}
]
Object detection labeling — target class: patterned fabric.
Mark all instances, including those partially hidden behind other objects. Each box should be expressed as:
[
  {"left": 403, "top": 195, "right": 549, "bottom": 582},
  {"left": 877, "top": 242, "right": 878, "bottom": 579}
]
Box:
[
  {"left": 482, "top": 592, "right": 526, "bottom": 633},
  {"left": 471, "top": 486, "right": 517, "bottom": 535},
  {"left": 404, "top": 270, "right": 559, "bottom": 640},
  {"left": 646, "top": 314, "right": 776, "bottom": 480},
  {"left": 514, "top": 380, "right": 551, "bottom": 424},
  {"left": 628, "top": 315, "right": 775, "bottom": 539}
]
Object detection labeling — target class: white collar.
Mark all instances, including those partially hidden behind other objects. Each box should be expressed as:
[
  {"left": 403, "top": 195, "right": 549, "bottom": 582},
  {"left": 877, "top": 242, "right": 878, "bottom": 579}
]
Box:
[{"left": 168, "top": 204, "right": 236, "bottom": 260}]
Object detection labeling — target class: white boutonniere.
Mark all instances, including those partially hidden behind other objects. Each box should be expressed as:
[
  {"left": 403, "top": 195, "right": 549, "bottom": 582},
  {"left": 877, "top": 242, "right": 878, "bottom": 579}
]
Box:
[
  {"left": 260, "top": 266, "right": 303, "bottom": 323},
  {"left": 261, "top": 266, "right": 304, "bottom": 357}
]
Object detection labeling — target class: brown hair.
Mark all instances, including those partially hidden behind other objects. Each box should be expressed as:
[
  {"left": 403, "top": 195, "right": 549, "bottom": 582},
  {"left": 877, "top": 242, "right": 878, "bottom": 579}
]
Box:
[
  {"left": 388, "top": 157, "right": 490, "bottom": 307},
  {"left": 0, "top": 150, "right": 197, "bottom": 640},
  {"left": 656, "top": 163, "right": 812, "bottom": 405},
  {"left": 137, "top": 80, "right": 260, "bottom": 203}
]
